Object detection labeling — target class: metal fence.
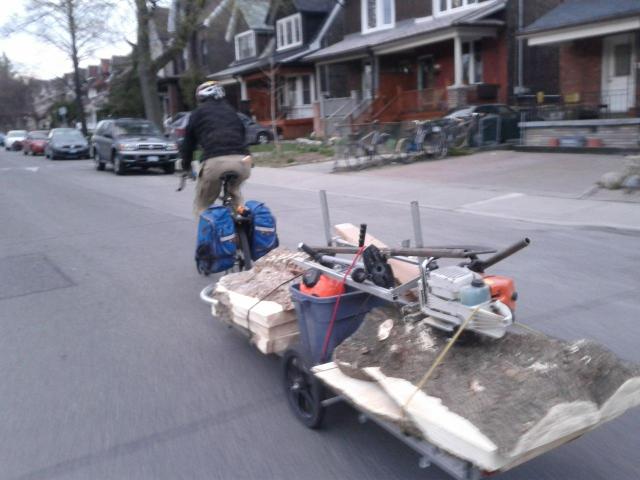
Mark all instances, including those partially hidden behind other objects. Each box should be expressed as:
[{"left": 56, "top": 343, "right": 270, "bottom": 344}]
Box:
[{"left": 330, "top": 116, "right": 502, "bottom": 172}]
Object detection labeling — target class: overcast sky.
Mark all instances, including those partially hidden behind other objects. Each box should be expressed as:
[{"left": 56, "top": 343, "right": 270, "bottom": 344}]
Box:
[{"left": 0, "top": 1, "right": 138, "bottom": 79}]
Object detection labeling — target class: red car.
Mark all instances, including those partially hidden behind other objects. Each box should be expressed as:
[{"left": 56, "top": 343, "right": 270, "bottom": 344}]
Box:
[{"left": 23, "top": 130, "right": 49, "bottom": 156}]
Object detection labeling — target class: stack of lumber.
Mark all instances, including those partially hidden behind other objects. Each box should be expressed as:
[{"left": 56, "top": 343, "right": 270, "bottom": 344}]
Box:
[
  {"left": 211, "top": 248, "right": 306, "bottom": 354},
  {"left": 315, "top": 306, "right": 640, "bottom": 473}
]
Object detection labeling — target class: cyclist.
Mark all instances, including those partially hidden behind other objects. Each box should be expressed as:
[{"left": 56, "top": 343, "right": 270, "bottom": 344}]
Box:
[{"left": 181, "top": 80, "right": 252, "bottom": 216}]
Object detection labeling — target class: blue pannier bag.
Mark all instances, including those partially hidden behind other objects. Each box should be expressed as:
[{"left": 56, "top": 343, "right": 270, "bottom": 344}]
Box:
[
  {"left": 245, "top": 200, "right": 279, "bottom": 261},
  {"left": 195, "top": 206, "right": 237, "bottom": 275}
]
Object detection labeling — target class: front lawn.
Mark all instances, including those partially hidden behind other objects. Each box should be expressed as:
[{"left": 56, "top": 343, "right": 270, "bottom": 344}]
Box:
[{"left": 249, "top": 141, "right": 334, "bottom": 167}]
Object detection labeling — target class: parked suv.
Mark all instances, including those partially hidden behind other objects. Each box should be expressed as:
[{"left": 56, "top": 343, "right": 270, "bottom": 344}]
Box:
[{"left": 91, "top": 118, "right": 179, "bottom": 175}]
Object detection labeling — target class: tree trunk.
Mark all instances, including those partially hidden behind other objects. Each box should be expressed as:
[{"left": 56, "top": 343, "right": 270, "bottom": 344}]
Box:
[
  {"left": 67, "top": 0, "right": 87, "bottom": 136},
  {"left": 269, "top": 55, "right": 281, "bottom": 156},
  {"left": 135, "top": 0, "right": 164, "bottom": 129}
]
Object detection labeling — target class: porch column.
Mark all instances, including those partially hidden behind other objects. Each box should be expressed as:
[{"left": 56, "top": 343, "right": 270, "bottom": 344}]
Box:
[
  {"left": 240, "top": 79, "right": 248, "bottom": 101},
  {"left": 454, "top": 35, "right": 463, "bottom": 87},
  {"left": 448, "top": 34, "right": 469, "bottom": 108}
]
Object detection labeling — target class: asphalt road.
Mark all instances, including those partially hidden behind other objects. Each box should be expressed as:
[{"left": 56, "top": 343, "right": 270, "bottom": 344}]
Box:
[{"left": 1, "top": 149, "right": 638, "bottom": 480}]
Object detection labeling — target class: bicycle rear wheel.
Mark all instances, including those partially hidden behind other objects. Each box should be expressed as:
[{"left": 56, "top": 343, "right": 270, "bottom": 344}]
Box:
[
  {"left": 236, "top": 225, "right": 253, "bottom": 271},
  {"left": 434, "top": 131, "right": 448, "bottom": 159}
]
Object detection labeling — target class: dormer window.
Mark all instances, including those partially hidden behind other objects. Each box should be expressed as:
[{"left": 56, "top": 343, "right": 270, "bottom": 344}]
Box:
[
  {"left": 434, "top": 0, "right": 493, "bottom": 16},
  {"left": 362, "top": 0, "right": 394, "bottom": 33},
  {"left": 235, "top": 30, "right": 256, "bottom": 61},
  {"left": 277, "top": 13, "right": 303, "bottom": 51}
]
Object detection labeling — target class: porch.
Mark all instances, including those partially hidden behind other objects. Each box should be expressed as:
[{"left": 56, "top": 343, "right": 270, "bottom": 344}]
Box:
[
  {"left": 242, "top": 68, "right": 317, "bottom": 140},
  {"left": 520, "top": 6, "right": 640, "bottom": 150},
  {"left": 522, "top": 2, "right": 640, "bottom": 118},
  {"left": 314, "top": 32, "right": 508, "bottom": 136}
]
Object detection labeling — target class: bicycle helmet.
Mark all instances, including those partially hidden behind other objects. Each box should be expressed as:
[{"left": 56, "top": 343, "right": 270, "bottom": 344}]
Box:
[{"left": 196, "top": 80, "right": 225, "bottom": 102}]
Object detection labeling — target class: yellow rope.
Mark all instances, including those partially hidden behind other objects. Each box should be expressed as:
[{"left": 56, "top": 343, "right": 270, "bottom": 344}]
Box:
[
  {"left": 402, "top": 306, "right": 481, "bottom": 414},
  {"left": 513, "top": 321, "right": 545, "bottom": 336}
]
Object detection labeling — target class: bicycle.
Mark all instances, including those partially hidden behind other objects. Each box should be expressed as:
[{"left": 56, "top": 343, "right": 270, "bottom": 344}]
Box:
[
  {"left": 178, "top": 170, "right": 253, "bottom": 272},
  {"left": 396, "top": 119, "right": 448, "bottom": 163},
  {"left": 342, "top": 122, "right": 391, "bottom": 169}
]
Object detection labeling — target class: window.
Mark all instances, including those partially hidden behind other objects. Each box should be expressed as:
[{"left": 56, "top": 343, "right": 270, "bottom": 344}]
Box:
[
  {"left": 614, "top": 44, "right": 632, "bottom": 77},
  {"left": 235, "top": 30, "right": 256, "bottom": 61},
  {"left": 277, "top": 14, "right": 303, "bottom": 50},
  {"left": 362, "top": 0, "right": 394, "bottom": 33},
  {"left": 302, "top": 75, "right": 312, "bottom": 105},
  {"left": 435, "top": 0, "right": 492, "bottom": 15},
  {"left": 462, "top": 40, "right": 483, "bottom": 84},
  {"left": 284, "top": 75, "right": 315, "bottom": 107}
]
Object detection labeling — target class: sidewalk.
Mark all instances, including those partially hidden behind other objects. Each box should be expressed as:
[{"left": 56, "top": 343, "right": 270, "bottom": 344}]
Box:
[{"left": 249, "top": 151, "right": 640, "bottom": 232}]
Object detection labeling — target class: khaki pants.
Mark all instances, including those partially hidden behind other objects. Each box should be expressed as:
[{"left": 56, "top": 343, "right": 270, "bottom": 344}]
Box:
[{"left": 194, "top": 155, "right": 251, "bottom": 217}]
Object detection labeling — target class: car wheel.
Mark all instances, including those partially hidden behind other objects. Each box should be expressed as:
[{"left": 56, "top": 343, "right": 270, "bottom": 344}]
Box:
[
  {"left": 163, "top": 163, "right": 176, "bottom": 174},
  {"left": 113, "top": 154, "right": 125, "bottom": 175},
  {"left": 257, "top": 132, "right": 270, "bottom": 145},
  {"left": 94, "top": 150, "right": 105, "bottom": 171}
]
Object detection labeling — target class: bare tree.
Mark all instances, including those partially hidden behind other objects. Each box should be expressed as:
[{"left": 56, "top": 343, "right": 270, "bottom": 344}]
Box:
[
  {"left": 0, "top": 55, "right": 34, "bottom": 130},
  {"left": 134, "top": 0, "right": 207, "bottom": 128},
  {"left": 3, "top": 0, "right": 117, "bottom": 136}
]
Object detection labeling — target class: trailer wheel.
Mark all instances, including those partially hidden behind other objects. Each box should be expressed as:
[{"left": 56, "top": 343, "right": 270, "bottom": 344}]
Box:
[{"left": 282, "top": 347, "right": 324, "bottom": 429}]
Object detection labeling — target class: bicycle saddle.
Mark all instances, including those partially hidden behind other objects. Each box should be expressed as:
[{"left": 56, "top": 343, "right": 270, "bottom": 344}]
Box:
[{"left": 219, "top": 171, "right": 239, "bottom": 183}]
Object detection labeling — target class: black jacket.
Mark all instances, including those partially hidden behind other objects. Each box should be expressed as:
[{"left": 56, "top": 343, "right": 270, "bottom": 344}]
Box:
[{"left": 181, "top": 99, "right": 249, "bottom": 172}]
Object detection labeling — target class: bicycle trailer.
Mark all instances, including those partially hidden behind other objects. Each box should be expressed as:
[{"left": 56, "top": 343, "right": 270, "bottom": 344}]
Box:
[{"left": 198, "top": 192, "right": 640, "bottom": 480}]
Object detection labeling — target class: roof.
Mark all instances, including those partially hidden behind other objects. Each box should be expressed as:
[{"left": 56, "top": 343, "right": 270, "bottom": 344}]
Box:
[
  {"left": 293, "top": 0, "right": 334, "bottom": 13},
  {"left": 522, "top": 0, "right": 640, "bottom": 34},
  {"left": 236, "top": 0, "right": 270, "bottom": 30},
  {"left": 209, "top": 1, "right": 341, "bottom": 80},
  {"left": 306, "top": 0, "right": 506, "bottom": 62}
]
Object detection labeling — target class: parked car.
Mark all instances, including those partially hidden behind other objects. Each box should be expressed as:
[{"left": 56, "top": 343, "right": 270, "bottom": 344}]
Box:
[
  {"left": 4, "top": 130, "right": 28, "bottom": 151},
  {"left": 23, "top": 130, "right": 49, "bottom": 156},
  {"left": 238, "top": 112, "right": 281, "bottom": 145},
  {"left": 45, "top": 128, "right": 90, "bottom": 160},
  {"left": 168, "top": 112, "right": 281, "bottom": 149},
  {"left": 91, "top": 118, "right": 179, "bottom": 175},
  {"left": 443, "top": 104, "right": 521, "bottom": 144},
  {"left": 165, "top": 112, "right": 190, "bottom": 149},
  {"left": 0, "top": 132, "right": 5, "bottom": 147}
]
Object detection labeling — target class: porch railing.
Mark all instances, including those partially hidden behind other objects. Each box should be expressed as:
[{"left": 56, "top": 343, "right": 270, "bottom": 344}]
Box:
[
  {"left": 396, "top": 89, "right": 448, "bottom": 118},
  {"left": 321, "top": 96, "right": 357, "bottom": 118},
  {"left": 514, "top": 88, "right": 639, "bottom": 121}
]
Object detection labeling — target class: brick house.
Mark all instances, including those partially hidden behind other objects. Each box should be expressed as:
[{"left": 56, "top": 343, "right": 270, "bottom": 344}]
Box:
[
  {"left": 157, "top": 1, "right": 240, "bottom": 119},
  {"left": 208, "top": 0, "right": 339, "bottom": 139},
  {"left": 521, "top": 0, "right": 640, "bottom": 116},
  {"left": 306, "top": 0, "right": 563, "bottom": 131}
]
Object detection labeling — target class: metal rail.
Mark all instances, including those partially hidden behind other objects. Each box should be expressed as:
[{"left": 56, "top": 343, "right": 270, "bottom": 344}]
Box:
[
  {"left": 292, "top": 259, "right": 418, "bottom": 304},
  {"left": 316, "top": 388, "right": 484, "bottom": 480}
]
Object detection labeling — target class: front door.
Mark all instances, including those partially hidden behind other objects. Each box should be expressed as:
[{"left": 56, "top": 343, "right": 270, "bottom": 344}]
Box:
[
  {"left": 417, "top": 55, "right": 436, "bottom": 90},
  {"left": 602, "top": 34, "right": 636, "bottom": 112}
]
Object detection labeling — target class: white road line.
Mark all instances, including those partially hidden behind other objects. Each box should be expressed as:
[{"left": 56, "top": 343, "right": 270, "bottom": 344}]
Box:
[
  {"left": 0, "top": 166, "right": 41, "bottom": 172},
  {"left": 461, "top": 192, "right": 524, "bottom": 210}
]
